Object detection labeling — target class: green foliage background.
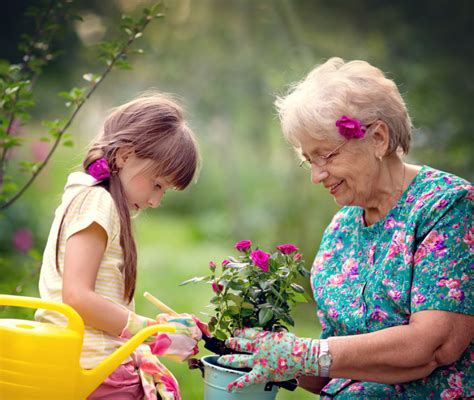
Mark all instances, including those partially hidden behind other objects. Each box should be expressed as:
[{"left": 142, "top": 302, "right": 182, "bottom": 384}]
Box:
[{"left": 1, "top": 1, "right": 472, "bottom": 398}]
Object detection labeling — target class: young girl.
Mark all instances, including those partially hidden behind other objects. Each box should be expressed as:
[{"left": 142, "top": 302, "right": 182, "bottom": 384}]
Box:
[{"left": 35, "top": 93, "right": 205, "bottom": 400}]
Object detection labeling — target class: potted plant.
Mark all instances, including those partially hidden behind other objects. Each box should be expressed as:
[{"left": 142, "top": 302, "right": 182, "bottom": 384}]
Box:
[{"left": 181, "top": 240, "right": 310, "bottom": 399}]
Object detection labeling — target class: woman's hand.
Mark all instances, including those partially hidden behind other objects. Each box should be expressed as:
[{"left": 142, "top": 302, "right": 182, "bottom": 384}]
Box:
[{"left": 217, "top": 328, "right": 319, "bottom": 392}]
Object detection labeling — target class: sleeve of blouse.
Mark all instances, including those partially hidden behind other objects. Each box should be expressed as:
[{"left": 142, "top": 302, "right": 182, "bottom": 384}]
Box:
[
  {"left": 410, "top": 190, "right": 473, "bottom": 315},
  {"left": 63, "top": 187, "right": 120, "bottom": 247}
]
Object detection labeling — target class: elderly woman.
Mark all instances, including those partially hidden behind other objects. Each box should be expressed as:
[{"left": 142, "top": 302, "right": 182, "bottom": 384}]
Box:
[{"left": 219, "top": 58, "right": 473, "bottom": 398}]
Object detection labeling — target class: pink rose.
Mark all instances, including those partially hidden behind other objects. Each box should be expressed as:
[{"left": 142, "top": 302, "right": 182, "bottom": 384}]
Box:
[
  {"left": 87, "top": 157, "right": 111, "bottom": 180},
  {"left": 250, "top": 249, "right": 271, "bottom": 272},
  {"left": 234, "top": 239, "right": 252, "bottom": 252},
  {"left": 293, "top": 253, "right": 302, "bottom": 261},
  {"left": 211, "top": 281, "right": 224, "bottom": 293},
  {"left": 221, "top": 259, "right": 230, "bottom": 266},
  {"left": 276, "top": 243, "right": 298, "bottom": 254},
  {"left": 209, "top": 261, "right": 216, "bottom": 271},
  {"left": 335, "top": 116, "right": 366, "bottom": 139}
]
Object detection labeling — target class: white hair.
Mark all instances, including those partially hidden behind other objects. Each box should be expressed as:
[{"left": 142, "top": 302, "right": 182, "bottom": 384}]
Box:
[{"left": 275, "top": 57, "right": 412, "bottom": 155}]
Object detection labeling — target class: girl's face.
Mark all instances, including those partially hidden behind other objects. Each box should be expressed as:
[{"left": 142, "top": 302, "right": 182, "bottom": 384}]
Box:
[{"left": 117, "top": 152, "right": 173, "bottom": 211}]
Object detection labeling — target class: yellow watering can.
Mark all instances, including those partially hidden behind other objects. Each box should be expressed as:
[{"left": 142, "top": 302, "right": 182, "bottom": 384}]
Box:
[{"left": 0, "top": 294, "right": 176, "bottom": 399}]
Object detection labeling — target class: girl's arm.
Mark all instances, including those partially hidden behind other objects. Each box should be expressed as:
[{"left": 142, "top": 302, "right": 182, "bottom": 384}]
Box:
[
  {"left": 328, "top": 309, "right": 474, "bottom": 384},
  {"left": 62, "top": 222, "right": 128, "bottom": 336}
]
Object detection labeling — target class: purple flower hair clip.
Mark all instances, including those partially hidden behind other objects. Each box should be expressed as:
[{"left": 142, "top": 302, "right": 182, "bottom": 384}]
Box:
[
  {"left": 335, "top": 116, "right": 366, "bottom": 140},
  {"left": 87, "top": 157, "right": 111, "bottom": 180}
]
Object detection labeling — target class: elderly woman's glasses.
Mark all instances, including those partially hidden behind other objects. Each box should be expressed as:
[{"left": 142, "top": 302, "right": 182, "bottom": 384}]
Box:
[{"left": 299, "top": 140, "right": 347, "bottom": 170}]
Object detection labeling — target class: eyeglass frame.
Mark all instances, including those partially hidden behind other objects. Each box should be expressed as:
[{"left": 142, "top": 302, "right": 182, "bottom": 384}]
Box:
[
  {"left": 299, "top": 121, "right": 377, "bottom": 170},
  {"left": 299, "top": 140, "right": 347, "bottom": 169}
]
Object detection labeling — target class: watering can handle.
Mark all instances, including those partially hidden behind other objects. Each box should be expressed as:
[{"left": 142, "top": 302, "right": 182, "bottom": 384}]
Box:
[{"left": 0, "top": 294, "right": 84, "bottom": 333}]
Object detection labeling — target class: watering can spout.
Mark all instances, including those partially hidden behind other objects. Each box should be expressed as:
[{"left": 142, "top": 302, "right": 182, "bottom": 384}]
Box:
[{"left": 80, "top": 324, "right": 175, "bottom": 398}]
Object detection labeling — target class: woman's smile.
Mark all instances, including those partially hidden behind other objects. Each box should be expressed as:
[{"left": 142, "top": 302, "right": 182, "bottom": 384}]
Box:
[{"left": 327, "top": 180, "right": 344, "bottom": 195}]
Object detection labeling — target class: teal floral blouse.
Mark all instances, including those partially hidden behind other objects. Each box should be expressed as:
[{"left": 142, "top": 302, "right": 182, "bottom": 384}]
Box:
[{"left": 311, "top": 166, "right": 473, "bottom": 399}]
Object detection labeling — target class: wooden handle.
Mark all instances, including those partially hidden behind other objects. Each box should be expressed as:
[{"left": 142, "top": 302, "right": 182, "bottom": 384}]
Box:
[{"left": 143, "top": 292, "right": 179, "bottom": 316}]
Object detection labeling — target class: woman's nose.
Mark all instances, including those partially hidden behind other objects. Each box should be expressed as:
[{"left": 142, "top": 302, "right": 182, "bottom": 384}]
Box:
[{"left": 311, "top": 164, "right": 329, "bottom": 184}]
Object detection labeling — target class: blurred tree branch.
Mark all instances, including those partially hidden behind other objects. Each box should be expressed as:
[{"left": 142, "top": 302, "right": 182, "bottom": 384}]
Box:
[{"left": 0, "top": 0, "right": 164, "bottom": 211}]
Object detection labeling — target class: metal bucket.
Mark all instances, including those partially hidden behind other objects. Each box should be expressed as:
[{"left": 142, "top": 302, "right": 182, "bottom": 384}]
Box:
[{"left": 201, "top": 355, "right": 278, "bottom": 400}]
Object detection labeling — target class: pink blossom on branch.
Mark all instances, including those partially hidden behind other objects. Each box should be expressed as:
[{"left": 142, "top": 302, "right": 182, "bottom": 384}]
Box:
[
  {"left": 234, "top": 239, "right": 252, "bottom": 252},
  {"left": 13, "top": 228, "right": 33, "bottom": 253},
  {"left": 250, "top": 249, "right": 271, "bottom": 272}
]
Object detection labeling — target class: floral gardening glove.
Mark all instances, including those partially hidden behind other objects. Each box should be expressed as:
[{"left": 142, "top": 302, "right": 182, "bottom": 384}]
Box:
[
  {"left": 150, "top": 313, "right": 204, "bottom": 362},
  {"left": 217, "top": 328, "right": 320, "bottom": 392},
  {"left": 133, "top": 344, "right": 182, "bottom": 400},
  {"left": 120, "top": 312, "right": 203, "bottom": 362},
  {"left": 119, "top": 312, "right": 159, "bottom": 343}
]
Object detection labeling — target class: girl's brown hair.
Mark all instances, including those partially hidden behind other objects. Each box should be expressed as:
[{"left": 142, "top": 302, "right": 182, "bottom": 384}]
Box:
[{"left": 58, "top": 92, "right": 200, "bottom": 303}]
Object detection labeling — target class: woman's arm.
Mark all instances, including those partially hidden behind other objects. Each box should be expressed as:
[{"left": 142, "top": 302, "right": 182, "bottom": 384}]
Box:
[
  {"left": 62, "top": 222, "right": 128, "bottom": 336},
  {"left": 297, "top": 376, "right": 330, "bottom": 394},
  {"left": 328, "top": 309, "right": 474, "bottom": 384}
]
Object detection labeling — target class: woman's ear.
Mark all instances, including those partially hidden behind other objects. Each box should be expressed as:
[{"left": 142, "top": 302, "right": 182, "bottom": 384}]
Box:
[
  {"left": 115, "top": 147, "right": 134, "bottom": 168},
  {"left": 370, "top": 121, "right": 390, "bottom": 159}
]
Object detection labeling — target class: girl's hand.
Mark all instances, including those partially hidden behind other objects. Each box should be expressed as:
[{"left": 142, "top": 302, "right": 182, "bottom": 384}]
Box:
[
  {"left": 217, "top": 328, "right": 320, "bottom": 392},
  {"left": 120, "top": 312, "right": 201, "bottom": 361},
  {"left": 151, "top": 313, "right": 203, "bottom": 361}
]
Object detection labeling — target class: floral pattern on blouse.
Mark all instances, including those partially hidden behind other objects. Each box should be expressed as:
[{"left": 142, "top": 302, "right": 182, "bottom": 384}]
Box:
[{"left": 311, "top": 166, "right": 473, "bottom": 399}]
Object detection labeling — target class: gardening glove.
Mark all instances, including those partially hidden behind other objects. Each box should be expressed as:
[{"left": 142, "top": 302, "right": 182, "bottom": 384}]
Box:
[
  {"left": 133, "top": 344, "right": 182, "bottom": 400},
  {"left": 120, "top": 312, "right": 201, "bottom": 362},
  {"left": 217, "top": 328, "right": 319, "bottom": 392},
  {"left": 119, "top": 312, "right": 158, "bottom": 343},
  {"left": 151, "top": 313, "right": 204, "bottom": 362}
]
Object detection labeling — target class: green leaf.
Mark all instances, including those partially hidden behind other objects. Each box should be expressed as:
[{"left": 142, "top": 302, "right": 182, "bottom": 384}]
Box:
[
  {"left": 281, "top": 314, "right": 295, "bottom": 326},
  {"left": 291, "top": 291, "right": 308, "bottom": 303},
  {"left": 241, "top": 302, "right": 254, "bottom": 310},
  {"left": 241, "top": 308, "right": 254, "bottom": 317},
  {"left": 227, "top": 293, "right": 243, "bottom": 305},
  {"left": 259, "top": 279, "right": 275, "bottom": 291},
  {"left": 179, "top": 276, "right": 208, "bottom": 286},
  {"left": 214, "top": 329, "right": 228, "bottom": 341},
  {"left": 290, "top": 283, "right": 305, "bottom": 293},
  {"left": 258, "top": 308, "right": 273, "bottom": 325}
]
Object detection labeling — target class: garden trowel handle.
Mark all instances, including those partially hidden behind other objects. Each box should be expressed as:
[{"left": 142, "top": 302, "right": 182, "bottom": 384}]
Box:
[{"left": 265, "top": 379, "right": 298, "bottom": 392}]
